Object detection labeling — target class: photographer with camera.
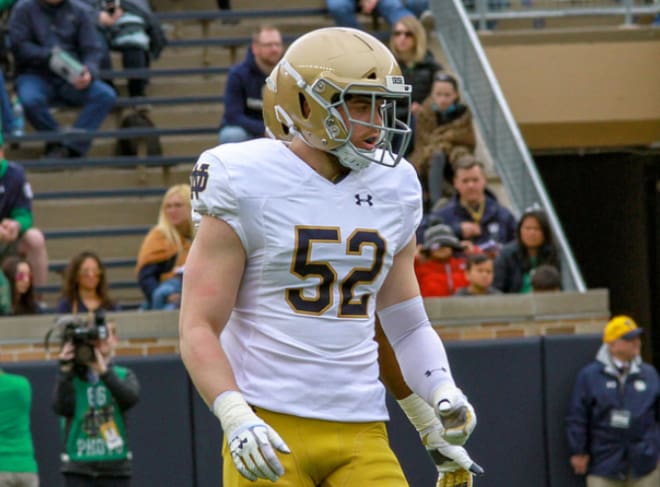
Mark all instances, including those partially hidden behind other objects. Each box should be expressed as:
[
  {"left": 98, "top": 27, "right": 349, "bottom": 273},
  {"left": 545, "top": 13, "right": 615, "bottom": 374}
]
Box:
[{"left": 52, "top": 313, "right": 139, "bottom": 487}]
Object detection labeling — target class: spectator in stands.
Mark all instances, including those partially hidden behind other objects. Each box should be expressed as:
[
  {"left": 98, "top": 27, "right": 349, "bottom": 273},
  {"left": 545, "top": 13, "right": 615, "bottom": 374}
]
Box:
[
  {"left": 389, "top": 15, "right": 441, "bottom": 118},
  {"left": 326, "top": 0, "right": 419, "bottom": 29},
  {"left": 531, "top": 264, "right": 561, "bottom": 293},
  {"left": 54, "top": 319, "right": 139, "bottom": 487},
  {"left": 454, "top": 253, "right": 500, "bottom": 296},
  {"left": 82, "top": 0, "right": 167, "bottom": 100},
  {"left": 388, "top": 14, "right": 442, "bottom": 155},
  {"left": 218, "top": 25, "right": 283, "bottom": 144},
  {"left": 56, "top": 251, "right": 120, "bottom": 314},
  {"left": 425, "top": 155, "right": 516, "bottom": 252},
  {"left": 0, "top": 368, "right": 39, "bottom": 487},
  {"left": 136, "top": 184, "right": 192, "bottom": 310},
  {"left": 0, "top": 139, "right": 49, "bottom": 292},
  {"left": 410, "top": 72, "right": 475, "bottom": 211},
  {"left": 0, "top": 266, "right": 10, "bottom": 315},
  {"left": 2, "top": 256, "right": 41, "bottom": 315},
  {"left": 493, "top": 208, "right": 560, "bottom": 294},
  {"left": 414, "top": 223, "right": 469, "bottom": 297},
  {"left": 566, "top": 315, "right": 660, "bottom": 486},
  {"left": 0, "top": 71, "right": 17, "bottom": 137},
  {"left": 8, "top": 0, "right": 117, "bottom": 158}
]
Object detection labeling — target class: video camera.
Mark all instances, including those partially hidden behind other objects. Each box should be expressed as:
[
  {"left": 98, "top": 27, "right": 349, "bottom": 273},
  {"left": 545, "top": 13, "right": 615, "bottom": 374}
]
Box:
[{"left": 45, "top": 310, "right": 109, "bottom": 365}]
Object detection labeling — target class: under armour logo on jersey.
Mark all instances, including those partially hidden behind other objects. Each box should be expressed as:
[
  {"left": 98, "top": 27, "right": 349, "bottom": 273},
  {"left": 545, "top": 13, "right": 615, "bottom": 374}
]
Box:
[
  {"left": 355, "top": 193, "right": 373, "bottom": 206},
  {"left": 190, "top": 162, "right": 210, "bottom": 199}
]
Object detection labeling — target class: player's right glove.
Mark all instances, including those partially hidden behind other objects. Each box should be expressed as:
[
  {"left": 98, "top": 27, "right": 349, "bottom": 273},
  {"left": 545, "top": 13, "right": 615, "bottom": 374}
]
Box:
[
  {"left": 397, "top": 394, "right": 484, "bottom": 487},
  {"left": 213, "top": 391, "right": 290, "bottom": 482},
  {"left": 432, "top": 384, "right": 477, "bottom": 445}
]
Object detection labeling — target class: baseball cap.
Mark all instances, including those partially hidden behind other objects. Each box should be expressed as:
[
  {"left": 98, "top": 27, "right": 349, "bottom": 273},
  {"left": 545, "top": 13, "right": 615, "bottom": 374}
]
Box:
[
  {"left": 603, "top": 315, "right": 643, "bottom": 343},
  {"left": 423, "top": 224, "right": 464, "bottom": 251}
]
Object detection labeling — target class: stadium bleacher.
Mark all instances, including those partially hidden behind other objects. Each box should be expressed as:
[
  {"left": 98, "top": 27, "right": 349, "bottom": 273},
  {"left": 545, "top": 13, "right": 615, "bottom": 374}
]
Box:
[{"left": 6, "top": 1, "right": 343, "bottom": 308}]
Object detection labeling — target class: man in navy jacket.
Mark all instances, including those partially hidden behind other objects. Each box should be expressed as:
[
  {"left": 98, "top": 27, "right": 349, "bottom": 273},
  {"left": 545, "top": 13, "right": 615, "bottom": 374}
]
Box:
[
  {"left": 218, "top": 25, "right": 283, "bottom": 144},
  {"left": 420, "top": 155, "right": 516, "bottom": 254},
  {"left": 9, "top": 0, "right": 117, "bottom": 158},
  {"left": 566, "top": 316, "right": 660, "bottom": 486}
]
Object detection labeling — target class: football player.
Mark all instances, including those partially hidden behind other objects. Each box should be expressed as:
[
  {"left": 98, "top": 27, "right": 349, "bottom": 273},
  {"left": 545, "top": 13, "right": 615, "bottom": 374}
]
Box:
[{"left": 180, "top": 27, "right": 480, "bottom": 486}]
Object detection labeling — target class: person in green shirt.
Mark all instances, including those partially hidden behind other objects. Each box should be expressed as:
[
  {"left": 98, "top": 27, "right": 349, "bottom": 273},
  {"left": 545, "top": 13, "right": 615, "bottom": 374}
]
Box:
[{"left": 0, "top": 369, "right": 39, "bottom": 487}]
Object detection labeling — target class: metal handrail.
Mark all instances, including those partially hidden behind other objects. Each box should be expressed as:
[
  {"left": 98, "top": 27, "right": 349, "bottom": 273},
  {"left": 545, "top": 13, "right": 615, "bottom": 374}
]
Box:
[{"left": 430, "top": 0, "right": 587, "bottom": 291}]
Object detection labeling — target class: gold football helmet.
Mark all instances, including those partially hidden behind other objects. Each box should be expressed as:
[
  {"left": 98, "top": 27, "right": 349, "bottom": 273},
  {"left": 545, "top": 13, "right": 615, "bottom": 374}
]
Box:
[{"left": 263, "top": 27, "right": 412, "bottom": 171}]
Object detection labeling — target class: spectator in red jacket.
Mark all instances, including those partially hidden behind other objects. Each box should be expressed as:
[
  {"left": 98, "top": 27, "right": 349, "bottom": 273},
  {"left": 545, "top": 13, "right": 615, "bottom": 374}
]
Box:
[{"left": 414, "top": 223, "right": 468, "bottom": 297}]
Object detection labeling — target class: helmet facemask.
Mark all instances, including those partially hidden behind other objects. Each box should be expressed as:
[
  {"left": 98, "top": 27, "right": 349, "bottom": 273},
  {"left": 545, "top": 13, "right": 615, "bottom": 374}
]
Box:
[{"left": 277, "top": 59, "right": 413, "bottom": 171}]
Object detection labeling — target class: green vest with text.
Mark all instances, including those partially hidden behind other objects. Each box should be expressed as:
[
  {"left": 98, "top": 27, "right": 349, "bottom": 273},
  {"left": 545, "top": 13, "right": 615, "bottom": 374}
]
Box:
[{"left": 63, "top": 367, "right": 130, "bottom": 462}]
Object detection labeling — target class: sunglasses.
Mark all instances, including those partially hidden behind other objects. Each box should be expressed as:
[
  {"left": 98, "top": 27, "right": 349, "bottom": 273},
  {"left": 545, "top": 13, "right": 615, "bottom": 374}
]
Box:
[
  {"left": 79, "top": 269, "right": 102, "bottom": 277},
  {"left": 16, "top": 271, "right": 31, "bottom": 281},
  {"left": 393, "top": 30, "right": 414, "bottom": 38}
]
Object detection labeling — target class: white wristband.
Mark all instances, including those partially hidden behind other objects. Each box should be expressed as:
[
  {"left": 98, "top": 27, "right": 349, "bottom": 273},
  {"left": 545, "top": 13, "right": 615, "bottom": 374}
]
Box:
[
  {"left": 397, "top": 393, "right": 439, "bottom": 434},
  {"left": 211, "top": 390, "right": 257, "bottom": 434}
]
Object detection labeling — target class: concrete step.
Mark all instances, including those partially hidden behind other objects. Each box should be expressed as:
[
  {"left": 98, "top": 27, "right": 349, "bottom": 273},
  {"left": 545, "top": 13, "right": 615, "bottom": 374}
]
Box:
[
  {"left": 33, "top": 197, "right": 162, "bottom": 230},
  {"left": 47, "top": 102, "right": 222, "bottom": 131},
  {"left": 45, "top": 234, "right": 146, "bottom": 261},
  {"left": 28, "top": 165, "right": 191, "bottom": 192},
  {"left": 152, "top": 0, "right": 325, "bottom": 13},
  {"left": 6, "top": 133, "right": 217, "bottom": 160}
]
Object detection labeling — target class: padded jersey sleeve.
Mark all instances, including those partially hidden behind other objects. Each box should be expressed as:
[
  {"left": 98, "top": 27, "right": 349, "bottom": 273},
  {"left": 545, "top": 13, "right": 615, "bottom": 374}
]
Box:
[{"left": 190, "top": 149, "right": 248, "bottom": 249}]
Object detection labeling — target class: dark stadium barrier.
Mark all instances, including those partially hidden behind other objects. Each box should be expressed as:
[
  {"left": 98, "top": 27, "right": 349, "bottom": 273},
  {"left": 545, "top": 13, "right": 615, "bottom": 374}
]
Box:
[
  {"left": 3, "top": 355, "right": 195, "bottom": 487},
  {"left": 191, "top": 387, "right": 224, "bottom": 486},
  {"left": 1, "top": 336, "right": 601, "bottom": 486},
  {"left": 543, "top": 334, "right": 601, "bottom": 487},
  {"left": 446, "top": 337, "right": 548, "bottom": 487}
]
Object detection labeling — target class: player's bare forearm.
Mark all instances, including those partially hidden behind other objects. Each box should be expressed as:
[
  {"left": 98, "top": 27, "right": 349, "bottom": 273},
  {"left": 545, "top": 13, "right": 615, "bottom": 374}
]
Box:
[
  {"left": 179, "top": 215, "right": 246, "bottom": 406},
  {"left": 180, "top": 324, "right": 239, "bottom": 406}
]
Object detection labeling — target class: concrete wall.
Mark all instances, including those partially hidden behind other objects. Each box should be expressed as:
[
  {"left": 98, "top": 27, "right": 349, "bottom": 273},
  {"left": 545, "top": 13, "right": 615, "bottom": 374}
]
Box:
[
  {"left": 0, "top": 290, "right": 609, "bottom": 361},
  {"left": 480, "top": 28, "right": 660, "bottom": 149}
]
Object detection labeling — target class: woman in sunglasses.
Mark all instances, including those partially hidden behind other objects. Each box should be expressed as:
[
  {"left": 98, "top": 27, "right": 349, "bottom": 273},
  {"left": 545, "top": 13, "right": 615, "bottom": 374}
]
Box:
[
  {"left": 389, "top": 15, "right": 443, "bottom": 152},
  {"left": 56, "top": 251, "right": 119, "bottom": 315},
  {"left": 2, "top": 256, "right": 41, "bottom": 315}
]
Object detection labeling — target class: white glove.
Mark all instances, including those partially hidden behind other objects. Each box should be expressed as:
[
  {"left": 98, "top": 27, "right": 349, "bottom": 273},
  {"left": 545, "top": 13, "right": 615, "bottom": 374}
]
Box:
[
  {"left": 397, "top": 394, "right": 483, "bottom": 487},
  {"left": 425, "top": 427, "right": 484, "bottom": 487},
  {"left": 432, "top": 384, "right": 477, "bottom": 445},
  {"left": 213, "top": 391, "right": 290, "bottom": 482}
]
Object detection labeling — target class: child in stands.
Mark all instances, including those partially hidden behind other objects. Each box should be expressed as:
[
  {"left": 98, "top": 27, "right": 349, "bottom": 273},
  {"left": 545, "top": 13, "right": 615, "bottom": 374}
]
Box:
[
  {"left": 455, "top": 253, "right": 501, "bottom": 296},
  {"left": 414, "top": 223, "right": 468, "bottom": 297}
]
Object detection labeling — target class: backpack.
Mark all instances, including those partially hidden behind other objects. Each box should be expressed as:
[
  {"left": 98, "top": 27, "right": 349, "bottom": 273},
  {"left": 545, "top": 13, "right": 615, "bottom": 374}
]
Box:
[{"left": 116, "top": 108, "right": 162, "bottom": 157}]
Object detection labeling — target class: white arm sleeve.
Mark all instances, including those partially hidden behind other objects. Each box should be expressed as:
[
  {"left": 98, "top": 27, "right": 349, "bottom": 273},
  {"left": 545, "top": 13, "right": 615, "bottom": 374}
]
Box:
[{"left": 377, "top": 296, "right": 455, "bottom": 405}]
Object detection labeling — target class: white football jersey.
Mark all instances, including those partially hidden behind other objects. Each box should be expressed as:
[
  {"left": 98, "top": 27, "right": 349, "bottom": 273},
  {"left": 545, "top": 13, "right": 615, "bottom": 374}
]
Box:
[{"left": 191, "top": 138, "right": 422, "bottom": 422}]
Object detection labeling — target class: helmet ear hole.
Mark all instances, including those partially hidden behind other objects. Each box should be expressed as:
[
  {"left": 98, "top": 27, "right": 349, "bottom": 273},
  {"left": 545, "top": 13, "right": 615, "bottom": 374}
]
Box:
[{"left": 298, "top": 93, "right": 310, "bottom": 119}]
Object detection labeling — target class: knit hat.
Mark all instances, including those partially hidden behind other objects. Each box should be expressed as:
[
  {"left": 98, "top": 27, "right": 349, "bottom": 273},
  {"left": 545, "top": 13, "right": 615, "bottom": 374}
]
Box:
[
  {"left": 603, "top": 315, "right": 643, "bottom": 343},
  {"left": 423, "top": 224, "right": 464, "bottom": 251}
]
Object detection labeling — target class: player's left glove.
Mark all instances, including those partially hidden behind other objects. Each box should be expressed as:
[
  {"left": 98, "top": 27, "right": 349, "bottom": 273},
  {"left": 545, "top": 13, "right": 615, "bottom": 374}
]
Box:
[
  {"left": 432, "top": 384, "right": 477, "bottom": 445},
  {"left": 397, "top": 394, "right": 484, "bottom": 487},
  {"left": 426, "top": 428, "right": 484, "bottom": 487}
]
